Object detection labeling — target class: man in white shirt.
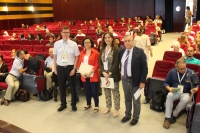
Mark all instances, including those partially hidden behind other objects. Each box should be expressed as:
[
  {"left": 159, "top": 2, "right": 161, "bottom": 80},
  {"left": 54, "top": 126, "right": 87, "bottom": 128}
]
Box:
[
  {"left": 44, "top": 48, "right": 54, "bottom": 91},
  {"left": 54, "top": 26, "right": 80, "bottom": 112},
  {"left": 0, "top": 50, "right": 27, "bottom": 106},
  {"left": 76, "top": 29, "right": 86, "bottom": 37}
]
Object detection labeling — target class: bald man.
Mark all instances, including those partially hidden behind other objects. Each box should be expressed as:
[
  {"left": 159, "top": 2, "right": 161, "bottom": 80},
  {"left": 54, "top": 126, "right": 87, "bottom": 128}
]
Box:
[
  {"left": 120, "top": 35, "right": 148, "bottom": 126},
  {"left": 185, "top": 47, "right": 200, "bottom": 65},
  {"left": 44, "top": 48, "right": 54, "bottom": 91}
]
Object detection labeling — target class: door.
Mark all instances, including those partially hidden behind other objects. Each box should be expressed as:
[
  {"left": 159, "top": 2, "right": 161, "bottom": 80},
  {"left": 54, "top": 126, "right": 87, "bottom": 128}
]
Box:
[{"left": 173, "top": 0, "right": 186, "bottom": 32}]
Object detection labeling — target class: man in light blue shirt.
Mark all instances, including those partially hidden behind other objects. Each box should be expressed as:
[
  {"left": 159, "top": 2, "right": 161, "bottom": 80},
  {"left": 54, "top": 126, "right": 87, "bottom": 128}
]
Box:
[
  {"left": 185, "top": 47, "right": 200, "bottom": 65},
  {"left": 0, "top": 50, "right": 27, "bottom": 106},
  {"left": 44, "top": 48, "right": 54, "bottom": 91}
]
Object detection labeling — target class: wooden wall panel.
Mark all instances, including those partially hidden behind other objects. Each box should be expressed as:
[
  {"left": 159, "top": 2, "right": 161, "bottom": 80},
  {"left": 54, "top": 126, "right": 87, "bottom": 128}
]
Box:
[
  {"left": 117, "top": 0, "right": 129, "bottom": 18},
  {"left": 72, "top": 0, "right": 83, "bottom": 19},
  {"left": 93, "top": 0, "right": 105, "bottom": 18},
  {"left": 82, "top": 0, "right": 94, "bottom": 19},
  {"left": 105, "top": 0, "right": 117, "bottom": 18},
  {"left": 61, "top": 0, "right": 73, "bottom": 20}
]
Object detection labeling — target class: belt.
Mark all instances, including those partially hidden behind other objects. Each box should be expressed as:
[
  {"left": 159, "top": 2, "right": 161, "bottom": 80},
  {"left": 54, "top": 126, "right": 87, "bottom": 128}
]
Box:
[
  {"left": 127, "top": 76, "right": 132, "bottom": 79},
  {"left": 58, "top": 65, "right": 72, "bottom": 68},
  {"left": 9, "top": 73, "right": 17, "bottom": 78}
]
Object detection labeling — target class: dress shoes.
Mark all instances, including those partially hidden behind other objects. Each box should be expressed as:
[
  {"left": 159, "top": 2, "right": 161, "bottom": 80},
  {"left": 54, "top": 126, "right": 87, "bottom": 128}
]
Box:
[
  {"left": 121, "top": 117, "right": 131, "bottom": 123},
  {"left": 163, "top": 120, "right": 170, "bottom": 129},
  {"left": 57, "top": 105, "right": 67, "bottom": 112},
  {"left": 129, "top": 119, "right": 138, "bottom": 126},
  {"left": 171, "top": 116, "right": 177, "bottom": 124},
  {"left": 0, "top": 98, "right": 5, "bottom": 105},
  {"left": 72, "top": 105, "right": 77, "bottom": 111}
]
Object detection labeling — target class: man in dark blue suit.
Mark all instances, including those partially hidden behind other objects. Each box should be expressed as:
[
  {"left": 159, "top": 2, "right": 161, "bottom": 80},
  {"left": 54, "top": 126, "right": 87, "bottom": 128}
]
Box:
[{"left": 120, "top": 35, "right": 148, "bottom": 126}]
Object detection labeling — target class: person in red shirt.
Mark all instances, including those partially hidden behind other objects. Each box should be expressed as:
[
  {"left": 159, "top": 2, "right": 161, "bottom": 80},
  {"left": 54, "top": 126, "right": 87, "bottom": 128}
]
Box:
[{"left": 78, "top": 37, "right": 100, "bottom": 113}]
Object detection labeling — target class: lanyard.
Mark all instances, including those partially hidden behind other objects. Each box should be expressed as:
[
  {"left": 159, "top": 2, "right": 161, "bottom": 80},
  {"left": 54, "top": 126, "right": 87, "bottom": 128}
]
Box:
[
  {"left": 177, "top": 69, "right": 187, "bottom": 85},
  {"left": 105, "top": 47, "right": 111, "bottom": 61},
  {"left": 16, "top": 57, "right": 23, "bottom": 67}
]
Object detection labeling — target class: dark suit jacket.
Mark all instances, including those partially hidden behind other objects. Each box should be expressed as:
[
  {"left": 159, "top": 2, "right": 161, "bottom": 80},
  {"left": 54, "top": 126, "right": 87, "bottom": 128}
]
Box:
[
  {"left": 0, "top": 62, "right": 8, "bottom": 82},
  {"left": 120, "top": 46, "right": 148, "bottom": 87},
  {"left": 100, "top": 46, "right": 121, "bottom": 82}
]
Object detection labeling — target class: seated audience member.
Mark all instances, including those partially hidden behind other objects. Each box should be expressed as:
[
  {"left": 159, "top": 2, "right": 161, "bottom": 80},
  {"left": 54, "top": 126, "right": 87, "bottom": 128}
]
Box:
[
  {"left": 185, "top": 47, "right": 200, "bottom": 65},
  {"left": 20, "top": 34, "right": 26, "bottom": 40},
  {"left": 196, "top": 44, "right": 200, "bottom": 53},
  {"left": 21, "top": 23, "right": 26, "bottom": 28},
  {"left": 127, "top": 25, "right": 134, "bottom": 35},
  {"left": 145, "top": 15, "right": 153, "bottom": 25},
  {"left": 76, "top": 29, "right": 86, "bottom": 37},
  {"left": 44, "top": 48, "right": 54, "bottom": 92},
  {"left": 35, "top": 25, "right": 41, "bottom": 30},
  {"left": 45, "top": 29, "right": 54, "bottom": 37},
  {"left": 23, "top": 50, "right": 31, "bottom": 60},
  {"left": 96, "top": 26, "right": 104, "bottom": 37},
  {"left": 35, "top": 34, "right": 43, "bottom": 41},
  {"left": 11, "top": 49, "right": 16, "bottom": 58},
  {"left": 0, "top": 55, "right": 8, "bottom": 82},
  {"left": 184, "top": 30, "right": 194, "bottom": 42},
  {"left": 0, "top": 50, "right": 27, "bottom": 106},
  {"left": 179, "top": 35, "right": 190, "bottom": 48},
  {"left": 134, "top": 16, "right": 138, "bottom": 22},
  {"left": 97, "top": 32, "right": 104, "bottom": 46},
  {"left": 26, "top": 25, "right": 29, "bottom": 28},
  {"left": 27, "top": 33, "right": 34, "bottom": 40},
  {"left": 42, "top": 25, "right": 47, "bottom": 30},
  {"left": 69, "top": 34, "right": 79, "bottom": 45},
  {"left": 58, "top": 21, "right": 62, "bottom": 27},
  {"left": 137, "top": 16, "right": 143, "bottom": 25},
  {"left": 197, "top": 20, "right": 200, "bottom": 26},
  {"left": 114, "top": 38, "right": 124, "bottom": 51},
  {"left": 108, "top": 28, "right": 118, "bottom": 36},
  {"left": 163, "top": 58, "right": 199, "bottom": 129},
  {"left": 3, "top": 31, "right": 9, "bottom": 36},
  {"left": 187, "top": 26, "right": 195, "bottom": 35},
  {"left": 9, "top": 33, "right": 17, "bottom": 40},
  {"left": 154, "top": 15, "right": 162, "bottom": 24},
  {"left": 55, "top": 34, "right": 61, "bottom": 41},
  {"left": 169, "top": 41, "right": 185, "bottom": 56},
  {"left": 46, "top": 37, "right": 54, "bottom": 46}
]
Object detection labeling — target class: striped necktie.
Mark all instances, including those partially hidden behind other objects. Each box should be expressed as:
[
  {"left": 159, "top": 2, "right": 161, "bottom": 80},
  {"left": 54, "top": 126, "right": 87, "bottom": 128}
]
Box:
[{"left": 124, "top": 50, "right": 130, "bottom": 78}]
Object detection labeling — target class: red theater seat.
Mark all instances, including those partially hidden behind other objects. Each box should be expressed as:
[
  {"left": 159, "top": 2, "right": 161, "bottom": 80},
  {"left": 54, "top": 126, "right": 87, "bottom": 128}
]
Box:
[
  {"left": 193, "top": 53, "right": 200, "bottom": 60},
  {"left": 29, "top": 52, "right": 37, "bottom": 57},
  {"left": 33, "top": 45, "right": 44, "bottom": 52},
  {"left": 44, "top": 46, "right": 53, "bottom": 53},
  {"left": 40, "top": 40, "right": 49, "bottom": 46},
  {"left": 152, "top": 60, "right": 175, "bottom": 79},
  {"left": 21, "top": 40, "right": 30, "bottom": 45},
  {"left": 1, "top": 51, "right": 12, "bottom": 57},
  {"left": 13, "top": 45, "right": 22, "bottom": 50},
  {"left": 163, "top": 51, "right": 182, "bottom": 63},
  {"left": 4, "top": 40, "right": 12, "bottom": 45},
  {"left": 12, "top": 40, "right": 21, "bottom": 45},
  {"left": 23, "top": 45, "right": 33, "bottom": 52},
  {"left": 30, "top": 40, "right": 40, "bottom": 45},
  {"left": 3, "top": 45, "right": 13, "bottom": 51}
]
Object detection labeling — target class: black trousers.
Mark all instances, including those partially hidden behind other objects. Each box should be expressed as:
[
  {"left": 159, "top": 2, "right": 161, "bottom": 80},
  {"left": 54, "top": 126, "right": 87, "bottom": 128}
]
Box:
[{"left": 57, "top": 65, "right": 76, "bottom": 106}]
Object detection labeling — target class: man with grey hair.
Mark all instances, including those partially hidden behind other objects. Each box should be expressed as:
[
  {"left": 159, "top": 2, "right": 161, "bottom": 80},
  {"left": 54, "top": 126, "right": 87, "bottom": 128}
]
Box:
[
  {"left": 120, "top": 35, "right": 148, "bottom": 126},
  {"left": 163, "top": 58, "right": 198, "bottom": 129}
]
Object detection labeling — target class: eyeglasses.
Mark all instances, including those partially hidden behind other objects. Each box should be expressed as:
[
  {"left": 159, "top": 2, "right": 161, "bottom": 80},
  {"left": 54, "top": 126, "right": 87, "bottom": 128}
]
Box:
[
  {"left": 178, "top": 68, "right": 186, "bottom": 70},
  {"left": 124, "top": 40, "right": 133, "bottom": 43},
  {"left": 187, "top": 50, "right": 193, "bottom": 52},
  {"left": 84, "top": 42, "right": 91, "bottom": 44},
  {"left": 62, "top": 32, "right": 70, "bottom": 34}
]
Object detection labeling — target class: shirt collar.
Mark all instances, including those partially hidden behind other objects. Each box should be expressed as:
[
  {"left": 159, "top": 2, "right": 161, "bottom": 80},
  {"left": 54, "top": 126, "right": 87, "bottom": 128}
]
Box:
[
  {"left": 185, "top": 56, "right": 194, "bottom": 60},
  {"left": 125, "top": 46, "right": 134, "bottom": 53},
  {"left": 63, "top": 39, "right": 69, "bottom": 44}
]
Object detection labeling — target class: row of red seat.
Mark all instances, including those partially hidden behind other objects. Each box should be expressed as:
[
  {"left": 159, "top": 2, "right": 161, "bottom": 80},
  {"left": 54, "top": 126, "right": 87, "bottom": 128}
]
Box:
[{"left": 0, "top": 40, "right": 50, "bottom": 45}]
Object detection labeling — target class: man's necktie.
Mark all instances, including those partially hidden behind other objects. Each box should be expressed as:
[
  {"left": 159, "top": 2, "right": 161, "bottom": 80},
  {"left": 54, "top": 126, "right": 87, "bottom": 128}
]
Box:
[{"left": 124, "top": 50, "right": 130, "bottom": 78}]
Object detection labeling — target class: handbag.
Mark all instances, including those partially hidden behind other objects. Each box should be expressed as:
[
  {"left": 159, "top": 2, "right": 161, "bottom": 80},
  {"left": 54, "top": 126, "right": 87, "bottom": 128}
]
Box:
[
  {"left": 39, "top": 89, "right": 53, "bottom": 101},
  {"left": 15, "top": 89, "right": 30, "bottom": 102}
]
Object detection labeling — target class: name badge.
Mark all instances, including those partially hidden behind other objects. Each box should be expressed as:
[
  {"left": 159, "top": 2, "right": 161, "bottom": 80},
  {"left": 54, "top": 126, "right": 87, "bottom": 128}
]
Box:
[
  {"left": 178, "top": 85, "right": 184, "bottom": 93},
  {"left": 103, "top": 62, "right": 108, "bottom": 70},
  {"left": 62, "top": 53, "right": 68, "bottom": 63}
]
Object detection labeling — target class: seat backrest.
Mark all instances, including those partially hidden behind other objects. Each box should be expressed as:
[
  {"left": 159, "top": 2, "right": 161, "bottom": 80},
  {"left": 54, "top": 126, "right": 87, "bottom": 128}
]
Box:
[
  {"left": 4, "top": 40, "right": 12, "bottom": 45},
  {"left": 3, "top": 57, "right": 14, "bottom": 71},
  {"left": 12, "top": 40, "right": 21, "bottom": 45},
  {"left": 193, "top": 53, "right": 200, "bottom": 60},
  {"left": 186, "top": 64, "right": 200, "bottom": 79},
  {"left": 44, "top": 46, "right": 53, "bottom": 53},
  {"left": 37, "top": 60, "right": 44, "bottom": 76},
  {"left": 40, "top": 40, "right": 49, "bottom": 46},
  {"left": 21, "top": 40, "right": 30, "bottom": 45},
  {"left": 180, "top": 44, "right": 187, "bottom": 52},
  {"left": 163, "top": 51, "right": 182, "bottom": 63},
  {"left": 152, "top": 60, "right": 175, "bottom": 79},
  {"left": 3, "top": 45, "right": 13, "bottom": 51},
  {"left": 23, "top": 45, "right": 33, "bottom": 52},
  {"left": 196, "top": 86, "right": 200, "bottom": 103},
  {"left": 2, "top": 51, "right": 12, "bottom": 57},
  {"left": 33, "top": 45, "right": 44, "bottom": 52},
  {"left": 30, "top": 40, "right": 40, "bottom": 45},
  {"left": 13, "top": 45, "right": 22, "bottom": 50}
]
